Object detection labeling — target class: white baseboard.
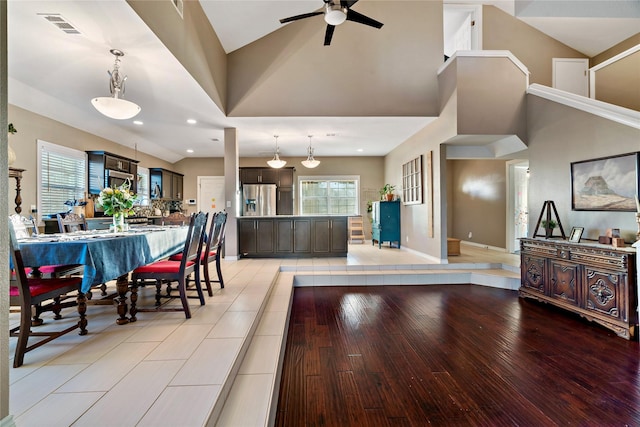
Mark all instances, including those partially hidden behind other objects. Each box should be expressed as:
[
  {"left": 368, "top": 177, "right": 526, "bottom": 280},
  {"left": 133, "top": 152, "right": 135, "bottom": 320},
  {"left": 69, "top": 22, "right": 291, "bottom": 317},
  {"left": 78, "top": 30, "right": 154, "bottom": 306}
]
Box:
[{"left": 461, "top": 240, "right": 507, "bottom": 252}]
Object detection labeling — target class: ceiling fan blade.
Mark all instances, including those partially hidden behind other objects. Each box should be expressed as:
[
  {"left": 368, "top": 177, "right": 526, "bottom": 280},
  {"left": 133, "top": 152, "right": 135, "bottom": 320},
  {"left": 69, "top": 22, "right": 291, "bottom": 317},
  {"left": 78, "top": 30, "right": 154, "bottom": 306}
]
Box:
[
  {"left": 279, "top": 11, "right": 323, "bottom": 24},
  {"left": 346, "top": 9, "right": 383, "bottom": 29},
  {"left": 324, "top": 25, "right": 336, "bottom": 46},
  {"left": 341, "top": 0, "right": 359, "bottom": 8}
]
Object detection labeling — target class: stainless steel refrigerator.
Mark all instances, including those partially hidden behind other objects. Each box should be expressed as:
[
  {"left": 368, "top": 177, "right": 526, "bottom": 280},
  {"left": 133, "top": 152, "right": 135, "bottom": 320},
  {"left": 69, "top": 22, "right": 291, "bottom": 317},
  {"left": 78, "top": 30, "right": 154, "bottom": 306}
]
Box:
[{"left": 242, "top": 184, "right": 277, "bottom": 216}]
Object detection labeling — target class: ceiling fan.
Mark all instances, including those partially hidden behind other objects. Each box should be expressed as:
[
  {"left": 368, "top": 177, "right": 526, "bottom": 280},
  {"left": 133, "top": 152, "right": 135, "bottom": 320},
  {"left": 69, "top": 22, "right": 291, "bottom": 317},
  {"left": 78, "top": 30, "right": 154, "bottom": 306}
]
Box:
[{"left": 279, "top": 0, "right": 383, "bottom": 46}]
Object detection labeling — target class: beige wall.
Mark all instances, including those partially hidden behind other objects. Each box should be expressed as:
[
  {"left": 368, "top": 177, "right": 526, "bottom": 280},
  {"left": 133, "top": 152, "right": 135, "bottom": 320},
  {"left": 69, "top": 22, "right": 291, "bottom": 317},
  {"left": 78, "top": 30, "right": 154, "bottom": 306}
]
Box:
[
  {"left": 227, "top": 1, "right": 442, "bottom": 117},
  {"left": 127, "top": 0, "right": 227, "bottom": 113},
  {"left": 455, "top": 56, "right": 528, "bottom": 141},
  {"left": 448, "top": 159, "right": 507, "bottom": 248},
  {"left": 482, "top": 5, "right": 586, "bottom": 86},
  {"left": 527, "top": 96, "right": 640, "bottom": 243},
  {"left": 591, "top": 33, "right": 640, "bottom": 67},
  {"left": 594, "top": 50, "right": 640, "bottom": 111}
]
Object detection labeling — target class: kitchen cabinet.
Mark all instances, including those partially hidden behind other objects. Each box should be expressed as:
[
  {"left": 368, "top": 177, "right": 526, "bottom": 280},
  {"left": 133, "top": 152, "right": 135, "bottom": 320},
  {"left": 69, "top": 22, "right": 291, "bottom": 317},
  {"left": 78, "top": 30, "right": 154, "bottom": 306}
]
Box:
[
  {"left": 372, "top": 201, "right": 401, "bottom": 248},
  {"left": 238, "top": 216, "right": 347, "bottom": 258},
  {"left": 150, "top": 168, "right": 184, "bottom": 200},
  {"left": 277, "top": 187, "right": 294, "bottom": 215},
  {"left": 278, "top": 168, "right": 294, "bottom": 186},
  {"left": 240, "top": 168, "right": 279, "bottom": 184},
  {"left": 519, "top": 238, "right": 637, "bottom": 339},
  {"left": 275, "top": 218, "right": 311, "bottom": 255},
  {"left": 87, "top": 151, "right": 138, "bottom": 194},
  {"left": 239, "top": 218, "right": 275, "bottom": 256},
  {"left": 312, "top": 217, "right": 348, "bottom": 254},
  {"left": 240, "top": 167, "right": 294, "bottom": 186}
]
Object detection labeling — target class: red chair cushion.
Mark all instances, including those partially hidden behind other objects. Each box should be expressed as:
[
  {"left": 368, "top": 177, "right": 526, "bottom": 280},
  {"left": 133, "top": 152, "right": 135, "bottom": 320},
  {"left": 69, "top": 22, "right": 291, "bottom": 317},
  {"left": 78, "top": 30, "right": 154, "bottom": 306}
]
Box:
[
  {"left": 169, "top": 252, "right": 215, "bottom": 262},
  {"left": 133, "top": 260, "right": 195, "bottom": 274},
  {"left": 10, "top": 276, "right": 82, "bottom": 298},
  {"left": 25, "top": 264, "right": 81, "bottom": 275}
]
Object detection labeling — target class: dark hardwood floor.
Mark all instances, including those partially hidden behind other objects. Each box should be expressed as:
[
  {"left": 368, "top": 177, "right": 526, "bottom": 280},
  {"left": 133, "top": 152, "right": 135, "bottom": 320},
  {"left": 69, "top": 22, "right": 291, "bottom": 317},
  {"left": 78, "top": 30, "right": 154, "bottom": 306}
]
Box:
[{"left": 275, "top": 285, "right": 640, "bottom": 426}]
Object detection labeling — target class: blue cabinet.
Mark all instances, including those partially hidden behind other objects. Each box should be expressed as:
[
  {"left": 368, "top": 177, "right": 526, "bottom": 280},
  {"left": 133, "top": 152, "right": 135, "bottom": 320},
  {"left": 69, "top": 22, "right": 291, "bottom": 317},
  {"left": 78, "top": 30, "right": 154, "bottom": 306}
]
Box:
[{"left": 371, "top": 201, "right": 401, "bottom": 248}]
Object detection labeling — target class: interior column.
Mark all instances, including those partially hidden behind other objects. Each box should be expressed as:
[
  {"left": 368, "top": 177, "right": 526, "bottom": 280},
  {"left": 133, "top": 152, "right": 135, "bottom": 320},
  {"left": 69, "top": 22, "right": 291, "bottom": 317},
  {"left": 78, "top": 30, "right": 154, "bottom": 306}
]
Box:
[{"left": 224, "top": 128, "right": 239, "bottom": 259}]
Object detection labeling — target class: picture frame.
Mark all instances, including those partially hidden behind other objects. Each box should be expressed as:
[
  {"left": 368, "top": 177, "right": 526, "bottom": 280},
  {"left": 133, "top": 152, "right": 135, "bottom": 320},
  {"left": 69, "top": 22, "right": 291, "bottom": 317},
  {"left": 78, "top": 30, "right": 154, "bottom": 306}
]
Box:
[
  {"left": 571, "top": 152, "right": 639, "bottom": 211},
  {"left": 569, "top": 226, "right": 584, "bottom": 243}
]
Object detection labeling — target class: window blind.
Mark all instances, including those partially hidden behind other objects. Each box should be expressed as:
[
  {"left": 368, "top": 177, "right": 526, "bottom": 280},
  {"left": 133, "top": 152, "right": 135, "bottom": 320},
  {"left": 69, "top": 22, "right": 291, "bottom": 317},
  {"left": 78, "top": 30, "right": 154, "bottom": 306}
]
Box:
[
  {"left": 37, "top": 140, "right": 87, "bottom": 219},
  {"left": 299, "top": 176, "right": 359, "bottom": 215}
]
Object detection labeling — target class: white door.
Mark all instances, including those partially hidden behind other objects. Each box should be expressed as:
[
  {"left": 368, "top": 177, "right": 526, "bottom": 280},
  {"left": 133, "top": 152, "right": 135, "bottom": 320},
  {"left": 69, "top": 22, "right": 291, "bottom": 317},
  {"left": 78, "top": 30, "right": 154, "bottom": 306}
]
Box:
[
  {"left": 197, "top": 176, "right": 225, "bottom": 218},
  {"left": 552, "top": 58, "right": 589, "bottom": 96}
]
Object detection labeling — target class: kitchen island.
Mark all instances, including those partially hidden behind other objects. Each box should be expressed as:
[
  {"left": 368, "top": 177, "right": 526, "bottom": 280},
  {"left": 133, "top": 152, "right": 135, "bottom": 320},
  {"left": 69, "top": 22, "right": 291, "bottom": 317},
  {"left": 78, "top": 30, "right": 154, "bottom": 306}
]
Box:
[{"left": 237, "top": 215, "right": 348, "bottom": 258}]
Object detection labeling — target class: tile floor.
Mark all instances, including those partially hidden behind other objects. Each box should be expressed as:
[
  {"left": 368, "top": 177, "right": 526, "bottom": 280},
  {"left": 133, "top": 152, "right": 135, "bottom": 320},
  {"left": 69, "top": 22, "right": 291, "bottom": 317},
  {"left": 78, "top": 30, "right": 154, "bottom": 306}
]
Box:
[{"left": 7, "top": 242, "right": 520, "bottom": 427}]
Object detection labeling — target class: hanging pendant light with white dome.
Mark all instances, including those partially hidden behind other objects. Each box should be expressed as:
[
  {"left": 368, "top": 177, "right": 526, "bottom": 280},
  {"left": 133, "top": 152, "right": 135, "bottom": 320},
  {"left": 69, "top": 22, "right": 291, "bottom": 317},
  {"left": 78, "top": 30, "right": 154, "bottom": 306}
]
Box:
[
  {"left": 267, "top": 135, "right": 287, "bottom": 169},
  {"left": 301, "top": 135, "right": 320, "bottom": 168}
]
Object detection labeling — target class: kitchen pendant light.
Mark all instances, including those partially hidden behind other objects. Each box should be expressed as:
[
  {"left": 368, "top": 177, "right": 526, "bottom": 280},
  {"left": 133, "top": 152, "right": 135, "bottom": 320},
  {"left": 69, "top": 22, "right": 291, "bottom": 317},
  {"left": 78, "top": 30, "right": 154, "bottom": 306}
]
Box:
[
  {"left": 267, "top": 135, "right": 287, "bottom": 169},
  {"left": 91, "top": 49, "right": 141, "bottom": 120},
  {"left": 301, "top": 135, "right": 320, "bottom": 168}
]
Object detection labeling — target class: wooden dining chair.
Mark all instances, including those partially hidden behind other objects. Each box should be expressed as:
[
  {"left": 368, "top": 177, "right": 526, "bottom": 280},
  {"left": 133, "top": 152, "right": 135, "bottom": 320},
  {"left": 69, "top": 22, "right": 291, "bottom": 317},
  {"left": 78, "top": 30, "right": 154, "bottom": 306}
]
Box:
[
  {"left": 8, "top": 219, "right": 87, "bottom": 368},
  {"left": 130, "top": 212, "right": 208, "bottom": 319},
  {"left": 56, "top": 213, "right": 87, "bottom": 233},
  {"left": 161, "top": 212, "right": 190, "bottom": 226},
  {"left": 9, "top": 214, "right": 83, "bottom": 281},
  {"left": 169, "top": 211, "right": 227, "bottom": 296}
]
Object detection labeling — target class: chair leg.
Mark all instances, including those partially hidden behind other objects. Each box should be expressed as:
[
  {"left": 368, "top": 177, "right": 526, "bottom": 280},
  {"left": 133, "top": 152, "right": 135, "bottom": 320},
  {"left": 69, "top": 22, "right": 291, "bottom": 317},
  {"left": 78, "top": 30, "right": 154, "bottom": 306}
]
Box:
[
  {"left": 194, "top": 267, "right": 205, "bottom": 306},
  {"left": 202, "top": 263, "right": 213, "bottom": 296},
  {"left": 155, "top": 280, "right": 163, "bottom": 306},
  {"left": 216, "top": 257, "right": 225, "bottom": 289},
  {"left": 52, "top": 296, "right": 63, "bottom": 320},
  {"left": 177, "top": 278, "right": 191, "bottom": 319},
  {"left": 100, "top": 283, "right": 107, "bottom": 296},
  {"left": 13, "top": 305, "right": 33, "bottom": 368}
]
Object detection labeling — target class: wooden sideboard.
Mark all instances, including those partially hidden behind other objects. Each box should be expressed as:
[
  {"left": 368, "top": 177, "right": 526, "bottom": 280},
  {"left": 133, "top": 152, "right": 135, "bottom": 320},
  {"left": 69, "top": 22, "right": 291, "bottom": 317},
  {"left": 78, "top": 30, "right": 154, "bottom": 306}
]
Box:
[{"left": 520, "top": 238, "right": 638, "bottom": 339}]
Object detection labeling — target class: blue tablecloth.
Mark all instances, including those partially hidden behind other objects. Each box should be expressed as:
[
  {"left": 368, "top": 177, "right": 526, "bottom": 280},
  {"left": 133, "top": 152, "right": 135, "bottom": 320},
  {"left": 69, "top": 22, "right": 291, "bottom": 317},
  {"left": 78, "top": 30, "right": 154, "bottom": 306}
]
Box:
[{"left": 17, "top": 227, "right": 188, "bottom": 293}]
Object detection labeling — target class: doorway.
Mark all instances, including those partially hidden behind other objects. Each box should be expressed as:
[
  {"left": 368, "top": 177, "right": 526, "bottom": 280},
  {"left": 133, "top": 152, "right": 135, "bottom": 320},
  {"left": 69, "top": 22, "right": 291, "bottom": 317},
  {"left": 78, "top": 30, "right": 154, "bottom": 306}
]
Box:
[
  {"left": 506, "top": 160, "right": 529, "bottom": 253},
  {"left": 443, "top": 4, "right": 482, "bottom": 58}
]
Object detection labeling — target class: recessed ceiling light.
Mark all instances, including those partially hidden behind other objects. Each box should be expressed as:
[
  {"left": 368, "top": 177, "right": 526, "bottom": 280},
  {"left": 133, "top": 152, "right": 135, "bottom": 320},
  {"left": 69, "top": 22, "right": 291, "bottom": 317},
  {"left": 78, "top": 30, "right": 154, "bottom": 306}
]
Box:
[
  {"left": 186, "top": 149, "right": 194, "bottom": 153},
  {"left": 357, "top": 148, "right": 364, "bottom": 152},
  {"left": 187, "top": 119, "right": 197, "bottom": 124},
  {"left": 133, "top": 120, "right": 143, "bottom": 125}
]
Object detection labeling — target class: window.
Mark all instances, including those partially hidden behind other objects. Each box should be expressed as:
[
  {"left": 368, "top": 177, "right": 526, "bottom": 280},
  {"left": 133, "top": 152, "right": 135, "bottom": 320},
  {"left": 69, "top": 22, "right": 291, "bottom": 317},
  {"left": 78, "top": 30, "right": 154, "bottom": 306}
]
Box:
[
  {"left": 37, "top": 140, "right": 87, "bottom": 221},
  {"left": 299, "top": 176, "right": 359, "bottom": 215},
  {"left": 402, "top": 155, "right": 422, "bottom": 205},
  {"left": 136, "top": 166, "right": 150, "bottom": 206}
]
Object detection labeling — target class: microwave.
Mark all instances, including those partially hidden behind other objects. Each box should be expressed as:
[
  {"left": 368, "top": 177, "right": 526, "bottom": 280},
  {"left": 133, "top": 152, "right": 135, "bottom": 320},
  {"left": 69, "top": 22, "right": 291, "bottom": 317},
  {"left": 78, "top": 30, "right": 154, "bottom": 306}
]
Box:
[{"left": 106, "top": 169, "right": 134, "bottom": 189}]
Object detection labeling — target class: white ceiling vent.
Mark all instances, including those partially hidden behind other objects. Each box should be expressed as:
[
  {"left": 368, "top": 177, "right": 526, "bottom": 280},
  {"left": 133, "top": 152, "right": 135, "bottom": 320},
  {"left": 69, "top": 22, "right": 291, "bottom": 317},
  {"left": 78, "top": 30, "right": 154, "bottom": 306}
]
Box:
[
  {"left": 171, "top": 0, "right": 184, "bottom": 18},
  {"left": 38, "top": 14, "right": 81, "bottom": 35}
]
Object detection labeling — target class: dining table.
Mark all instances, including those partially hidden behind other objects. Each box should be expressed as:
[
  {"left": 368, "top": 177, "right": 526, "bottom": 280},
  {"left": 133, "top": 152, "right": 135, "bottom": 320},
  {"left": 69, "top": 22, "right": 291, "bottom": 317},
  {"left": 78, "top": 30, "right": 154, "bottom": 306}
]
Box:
[{"left": 17, "top": 225, "right": 189, "bottom": 325}]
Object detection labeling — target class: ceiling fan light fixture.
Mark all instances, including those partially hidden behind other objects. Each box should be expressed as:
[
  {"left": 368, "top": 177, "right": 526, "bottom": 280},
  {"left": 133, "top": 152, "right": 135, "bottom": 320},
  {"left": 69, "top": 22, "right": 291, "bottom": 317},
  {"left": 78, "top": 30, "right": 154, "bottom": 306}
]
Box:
[
  {"left": 324, "top": 4, "right": 347, "bottom": 25},
  {"left": 267, "top": 135, "right": 287, "bottom": 169},
  {"left": 301, "top": 135, "right": 320, "bottom": 168},
  {"left": 91, "top": 49, "right": 141, "bottom": 120}
]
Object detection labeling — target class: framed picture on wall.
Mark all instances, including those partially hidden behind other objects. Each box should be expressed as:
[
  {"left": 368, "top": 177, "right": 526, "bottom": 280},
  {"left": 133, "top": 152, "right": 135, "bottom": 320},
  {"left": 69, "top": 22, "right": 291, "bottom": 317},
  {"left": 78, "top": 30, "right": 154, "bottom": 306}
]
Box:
[{"left": 570, "top": 152, "right": 639, "bottom": 211}]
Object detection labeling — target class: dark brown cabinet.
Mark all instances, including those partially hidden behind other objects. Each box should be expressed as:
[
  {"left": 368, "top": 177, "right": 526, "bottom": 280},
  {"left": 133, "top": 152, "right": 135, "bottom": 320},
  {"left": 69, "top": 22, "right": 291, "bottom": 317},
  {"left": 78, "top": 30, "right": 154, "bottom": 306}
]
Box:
[
  {"left": 277, "top": 187, "right": 294, "bottom": 215},
  {"left": 241, "top": 168, "right": 279, "bottom": 184},
  {"left": 87, "top": 151, "right": 139, "bottom": 195},
  {"left": 275, "top": 218, "right": 312, "bottom": 255},
  {"left": 519, "top": 238, "right": 637, "bottom": 339},
  {"left": 312, "top": 217, "right": 348, "bottom": 254},
  {"left": 150, "top": 168, "right": 184, "bottom": 200},
  {"left": 239, "top": 218, "right": 275, "bottom": 256},
  {"left": 278, "top": 168, "right": 294, "bottom": 186},
  {"left": 238, "top": 216, "right": 347, "bottom": 258}
]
